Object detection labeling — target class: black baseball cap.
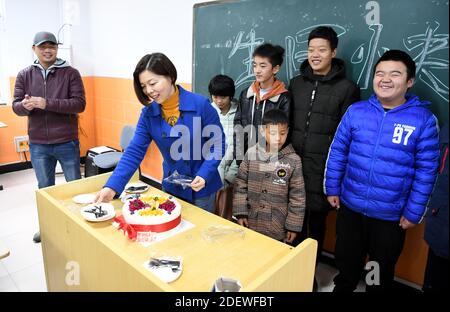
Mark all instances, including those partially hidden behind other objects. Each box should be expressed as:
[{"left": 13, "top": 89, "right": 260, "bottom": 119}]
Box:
[{"left": 33, "top": 31, "right": 58, "bottom": 46}]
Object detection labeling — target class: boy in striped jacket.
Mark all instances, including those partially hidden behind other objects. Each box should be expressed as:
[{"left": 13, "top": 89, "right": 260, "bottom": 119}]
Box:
[{"left": 233, "top": 109, "right": 305, "bottom": 243}]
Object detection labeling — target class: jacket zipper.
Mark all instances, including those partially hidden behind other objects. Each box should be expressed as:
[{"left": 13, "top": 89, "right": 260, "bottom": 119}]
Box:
[
  {"left": 302, "top": 80, "right": 319, "bottom": 151},
  {"left": 44, "top": 69, "right": 49, "bottom": 143},
  {"left": 365, "top": 110, "right": 387, "bottom": 214},
  {"left": 303, "top": 80, "right": 319, "bottom": 234},
  {"left": 440, "top": 146, "right": 448, "bottom": 174}
]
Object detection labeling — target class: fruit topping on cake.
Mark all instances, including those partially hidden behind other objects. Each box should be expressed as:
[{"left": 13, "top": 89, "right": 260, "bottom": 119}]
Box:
[{"left": 128, "top": 195, "right": 176, "bottom": 216}]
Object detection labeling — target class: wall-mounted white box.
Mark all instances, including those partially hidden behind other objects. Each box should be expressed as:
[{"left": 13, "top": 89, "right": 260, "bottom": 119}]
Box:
[{"left": 14, "top": 135, "right": 29, "bottom": 152}]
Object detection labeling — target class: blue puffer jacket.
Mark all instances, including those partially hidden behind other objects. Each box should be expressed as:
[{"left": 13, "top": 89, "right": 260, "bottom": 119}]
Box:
[
  {"left": 105, "top": 85, "right": 225, "bottom": 203},
  {"left": 324, "top": 94, "right": 439, "bottom": 223},
  {"left": 424, "top": 123, "right": 448, "bottom": 258}
]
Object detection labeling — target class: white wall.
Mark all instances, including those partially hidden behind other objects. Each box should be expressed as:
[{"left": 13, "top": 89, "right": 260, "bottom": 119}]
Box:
[
  {"left": 3, "top": 0, "right": 93, "bottom": 76},
  {"left": 65, "top": 0, "right": 94, "bottom": 76},
  {"left": 2, "top": 0, "right": 214, "bottom": 82},
  {"left": 5, "top": 0, "right": 59, "bottom": 74},
  {"left": 88, "top": 0, "right": 211, "bottom": 83},
  {"left": 4, "top": 0, "right": 61, "bottom": 76}
]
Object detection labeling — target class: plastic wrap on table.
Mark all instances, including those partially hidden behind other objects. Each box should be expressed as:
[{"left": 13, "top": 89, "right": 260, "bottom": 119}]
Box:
[
  {"left": 163, "top": 170, "right": 193, "bottom": 189},
  {"left": 201, "top": 225, "right": 245, "bottom": 242}
]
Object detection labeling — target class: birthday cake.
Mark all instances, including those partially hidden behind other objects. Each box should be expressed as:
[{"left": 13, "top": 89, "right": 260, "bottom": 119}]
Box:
[{"left": 116, "top": 194, "right": 181, "bottom": 239}]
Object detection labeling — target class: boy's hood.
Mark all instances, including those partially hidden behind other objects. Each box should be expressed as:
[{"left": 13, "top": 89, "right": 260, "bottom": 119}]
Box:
[
  {"left": 300, "top": 58, "right": 347, "bottom": 82},
  {"left": 368, "top": 93, "right": 432, "bottom": 113}
]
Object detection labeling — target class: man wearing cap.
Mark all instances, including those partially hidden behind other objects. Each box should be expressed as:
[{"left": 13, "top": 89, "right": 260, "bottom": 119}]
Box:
[{"left": 12, "top": 31, "right": 86, "bottom": 243}]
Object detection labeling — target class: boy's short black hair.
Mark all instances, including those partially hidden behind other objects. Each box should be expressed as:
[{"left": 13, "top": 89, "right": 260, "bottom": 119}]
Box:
[
  {"left": 374, "top": 49, "right": 416, "bottom": 81},
  {"left": 208, "top": 74, "right": 235, "bottom": 98},
  {"left": 262, "top": 109, "right": 289, "bottom": 126},
  {"left": 253, "top": 43, "right": 285, "bottom": 67},
  {"left": 308, "top": 26, "right": 338, "bottom": 50}
]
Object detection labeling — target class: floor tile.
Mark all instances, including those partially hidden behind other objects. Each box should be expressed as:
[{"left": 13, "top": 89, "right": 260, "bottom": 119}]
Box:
[
  {"left": 0, "top": 169, "right": 37, "bottom": 189},
  {"left": 0, "top": 262, "right": 9, "bottom": 278},
  {"left": 0, "top": 204, "right": 39, "bottom": 238},
  {"left": 0, "top": 231, "right": 43, "bottom": 274},
  {"left": 316, "top": 262, "right": 338, "bottom": 291},
  {"left": 0, "top": 168, "right": 77, "bottom": 292},
  {"left": 10, "top": 261, "right": 47, "bottom": 292},
  {"left": 0, "top": 275, "right": 19, "bottom": 291}
]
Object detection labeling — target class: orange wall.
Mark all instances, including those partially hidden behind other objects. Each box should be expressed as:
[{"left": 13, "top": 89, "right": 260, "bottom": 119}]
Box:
[
  {"left": 78, "top": 76, "right": 97, "bottom": 157},
  {"left": 91, "top": 76, "right": 166, "bottom": 181},
  {"left": 1, "top": 75, "right": 192, "bottom": 183},
  {"left": 0, "top": 104, "right": 29, "bottom": 164}
]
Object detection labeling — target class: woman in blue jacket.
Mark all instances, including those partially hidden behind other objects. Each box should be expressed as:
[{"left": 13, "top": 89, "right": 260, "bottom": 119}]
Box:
[{"left": 95, "top": 53, "right": 225, "bottom": 212}]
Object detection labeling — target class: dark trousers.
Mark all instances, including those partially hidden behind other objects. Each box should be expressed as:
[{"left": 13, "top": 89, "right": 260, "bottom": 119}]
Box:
[
  {"left": 333, "top": 205, "right": 406, "bottom": 292},
  {"left": 423, "top": 248, "right": 449, "bottom": 292},
  {"left": 295, "top": 209, "right": 329, "bottom": 264}
]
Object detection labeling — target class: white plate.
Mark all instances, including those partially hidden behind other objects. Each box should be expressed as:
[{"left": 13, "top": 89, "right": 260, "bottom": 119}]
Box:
[
  {"left": 72, "top": 193, "right": 97, "bottom": 204},
  {"left": 145, "top": 257, "right": 183, "bottom": 283},
  {"left": 124, "top": 182, "right": 149, "bottom": 194},
  {"left": 81, "top": 203, "right": 116, "bottom": 222}
]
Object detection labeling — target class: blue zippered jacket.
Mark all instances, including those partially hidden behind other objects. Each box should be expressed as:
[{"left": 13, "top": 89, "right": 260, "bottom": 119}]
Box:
[
  {"left": 105, "top": 85, "right": 225, "bottom": 203},
  {"left": 324, "top": 94, "right": 439, "bottom": 223}
]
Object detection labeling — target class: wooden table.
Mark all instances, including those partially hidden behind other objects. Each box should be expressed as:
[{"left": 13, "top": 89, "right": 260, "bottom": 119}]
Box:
[{"left": 36, "top": 172, "right": 317, "bottom": 291}]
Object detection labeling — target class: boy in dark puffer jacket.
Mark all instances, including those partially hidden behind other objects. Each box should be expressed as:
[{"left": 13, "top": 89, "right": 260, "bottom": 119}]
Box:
[
  {"left": 325, "top": 50, "right": 439, "bottom": 292},
  {"left": 289, "top": 26, "right": 360, "bottom": 272}
]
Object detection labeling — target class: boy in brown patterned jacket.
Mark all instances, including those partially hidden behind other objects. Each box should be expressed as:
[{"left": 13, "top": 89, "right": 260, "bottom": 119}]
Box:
[{"left": 233, "top": 109, "right": 305, "bottom": 243}]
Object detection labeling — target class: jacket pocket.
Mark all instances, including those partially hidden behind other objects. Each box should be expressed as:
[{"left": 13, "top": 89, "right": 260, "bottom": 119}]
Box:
[
  {"left": 271, "top": 207, "right": 287, "bottom": 237},
  {"left": 248, "top": 205, "right": 271, "bottom": 234},
  {"left": 247, "top": 208, "right": 259, "bottom": 229}
]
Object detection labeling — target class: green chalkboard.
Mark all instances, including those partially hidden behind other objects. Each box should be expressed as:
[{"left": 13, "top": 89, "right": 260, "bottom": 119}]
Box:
[{"left": 193, "top": 0, "right": 449, "bottom": 124}]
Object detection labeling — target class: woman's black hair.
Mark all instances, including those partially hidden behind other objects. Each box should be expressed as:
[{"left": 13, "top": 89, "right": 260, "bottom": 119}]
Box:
[{"left": 133, "top": 53, "right": 177, "bottom": 105}]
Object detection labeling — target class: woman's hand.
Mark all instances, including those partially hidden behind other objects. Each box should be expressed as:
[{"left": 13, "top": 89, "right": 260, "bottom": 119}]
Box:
[
  {"left": 94, "top": 187, "right": 116, "bottom": 204},
  {"left": 191, "top": 176, "right": 206, "bottom": 192}
]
